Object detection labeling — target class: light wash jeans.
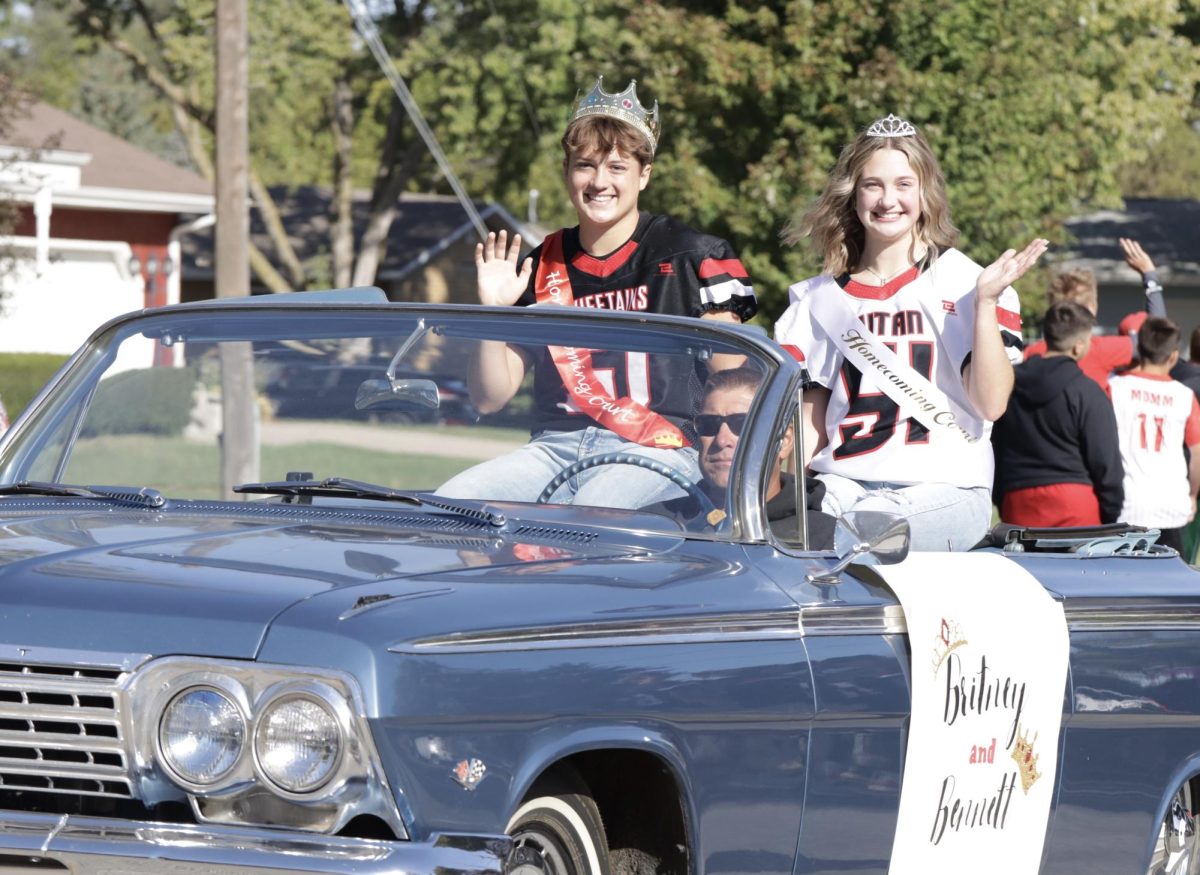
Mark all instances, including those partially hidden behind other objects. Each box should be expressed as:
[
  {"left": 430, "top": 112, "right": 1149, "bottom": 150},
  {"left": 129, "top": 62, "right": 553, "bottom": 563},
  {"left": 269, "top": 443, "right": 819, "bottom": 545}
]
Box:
[
  {"left": 436, "top": 427, "right": 700, "bottom": 509},
  {"left": 817, "top": 473, "right": 992, "bottom": 553}
]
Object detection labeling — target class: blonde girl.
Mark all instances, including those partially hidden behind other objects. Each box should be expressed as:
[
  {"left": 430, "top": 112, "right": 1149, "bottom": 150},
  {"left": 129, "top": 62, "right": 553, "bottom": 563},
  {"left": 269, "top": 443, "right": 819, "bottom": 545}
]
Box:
[{"left": 775, "top": 114, "right": 1047, "bottom": 551}]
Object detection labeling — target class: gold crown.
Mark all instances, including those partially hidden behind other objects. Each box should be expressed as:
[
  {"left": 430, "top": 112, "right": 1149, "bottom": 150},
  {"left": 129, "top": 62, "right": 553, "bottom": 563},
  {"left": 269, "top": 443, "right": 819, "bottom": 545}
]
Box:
[
  {"left": 570, "top": 76, "right": 661, "bottom": 154},
  {"left": 1011, "top": 727, "right": 1041, "bottom": 794},
  {"left": 931, "top": 617, "right": 967, "bottom": 675}
]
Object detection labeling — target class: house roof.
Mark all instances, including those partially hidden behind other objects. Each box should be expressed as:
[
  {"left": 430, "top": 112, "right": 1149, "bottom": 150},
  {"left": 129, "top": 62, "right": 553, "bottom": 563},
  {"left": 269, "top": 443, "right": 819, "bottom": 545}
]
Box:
[
  {"left": 180, "top": 186, "right": 542, "bottom": 281},
  {"left": 4, "top": 102, "right": 211, "bottom": 197},
  {"left": 1062, "top": 197, "right": 1200, "bottom": 283}
]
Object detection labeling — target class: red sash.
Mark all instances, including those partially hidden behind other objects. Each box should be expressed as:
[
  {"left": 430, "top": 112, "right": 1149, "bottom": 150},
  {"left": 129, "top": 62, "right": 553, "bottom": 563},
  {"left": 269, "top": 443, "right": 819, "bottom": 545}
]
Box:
[{"left": 534, "top": 231, "right": 687, "bottom": 449}]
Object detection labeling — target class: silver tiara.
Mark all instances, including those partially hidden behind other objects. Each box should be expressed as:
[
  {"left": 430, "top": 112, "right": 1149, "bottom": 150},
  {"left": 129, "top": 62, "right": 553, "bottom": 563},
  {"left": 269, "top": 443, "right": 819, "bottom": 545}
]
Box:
[{"left": 866, "top": 113, "right": 916, "bottom": 138}]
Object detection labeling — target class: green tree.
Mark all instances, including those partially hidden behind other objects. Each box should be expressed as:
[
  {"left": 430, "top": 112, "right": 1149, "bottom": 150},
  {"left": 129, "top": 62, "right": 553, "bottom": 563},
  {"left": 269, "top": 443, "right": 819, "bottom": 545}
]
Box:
[
  {"left": 0, "top": 3, "right": 188, "bottom": 165},
  {"left": 1119, "top": 117, "right": 1200, "bottom": 200},
  {"left": 10, "top": 0, "right": 365, "bottom": 291},
  {"left": 1117, "top": 0, "right": 1200, "bottom": 199},
  {"left": 8, "top": 0, "right": 1197, "bottom": 322},
  {"left": 38, "top": 0, "right": 512, "bottom": 293},
  {"left": 379, "top": 0, "right": 1199, "bottom": 319},
  {"left": 0, "top": 65, "right": 39, "bottom": 292},
  {"left": 631, "top": 0, "right": 1200, "bottom": 319}
]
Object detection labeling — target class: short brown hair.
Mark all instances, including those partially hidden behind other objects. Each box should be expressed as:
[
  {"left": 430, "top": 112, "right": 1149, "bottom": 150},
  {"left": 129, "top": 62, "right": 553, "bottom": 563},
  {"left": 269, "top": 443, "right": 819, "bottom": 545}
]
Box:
[
  {"left": 1137, "top": 317, "right": 1181, "bottom": 365},
  {"left": 561, "top": 116, "right": 653, "bottom": 168},
  {"left": 1042, "top": 302, "right": 1095, "bottom": 352},
  {"left": 1048, "top": 269, "right": 1098, "bottom": 311},
  {"left": 1188, "top": 324, "right": 1200, "bottom": 362},
  {"left": 702, "top": 366, "right": 764, "bottom": 398}
]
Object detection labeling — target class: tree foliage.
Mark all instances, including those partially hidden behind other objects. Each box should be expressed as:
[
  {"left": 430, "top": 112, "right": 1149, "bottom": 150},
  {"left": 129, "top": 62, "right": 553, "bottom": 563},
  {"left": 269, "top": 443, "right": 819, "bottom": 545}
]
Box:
[
  {"left": 1, "top": 0, "right": 1198, "bottom": 319},
  {"left": 362, "top": 0, "right": 1200, "bottom": 318},
  {"left": 712, "top": 1, "right": 1185, "bottom": 317},
  {"left": 1118, "top": 0, "right": 1200, "bottom": 199},
  {"left": 0, "top": 3, "right": 188, "bottom": 164},
  {"left": 0, "top": 66, "right": 36, "bottom": 289}
]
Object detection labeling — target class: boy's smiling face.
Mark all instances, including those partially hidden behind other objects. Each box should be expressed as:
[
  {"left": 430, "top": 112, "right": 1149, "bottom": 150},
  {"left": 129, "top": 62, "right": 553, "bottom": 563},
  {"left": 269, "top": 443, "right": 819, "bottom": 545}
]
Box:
[{"left": 564, "top": 146, "right": 651, "bottom": 237}]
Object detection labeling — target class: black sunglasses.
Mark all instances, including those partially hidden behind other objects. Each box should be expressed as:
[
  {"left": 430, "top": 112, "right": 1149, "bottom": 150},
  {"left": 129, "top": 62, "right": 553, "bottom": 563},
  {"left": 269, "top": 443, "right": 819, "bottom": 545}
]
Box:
[{"left": 693, "top": 413, "right": 748, "bottom": 437}]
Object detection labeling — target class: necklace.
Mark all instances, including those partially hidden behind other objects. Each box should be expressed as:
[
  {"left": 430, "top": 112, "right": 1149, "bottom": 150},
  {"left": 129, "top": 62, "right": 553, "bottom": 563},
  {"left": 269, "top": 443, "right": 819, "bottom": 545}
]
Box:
[
  {"left": 861, "top": 263, "right": 911, "bottom": 286},
  {"left": 859, "top": 249, "right": 927, "bottom": 286}
]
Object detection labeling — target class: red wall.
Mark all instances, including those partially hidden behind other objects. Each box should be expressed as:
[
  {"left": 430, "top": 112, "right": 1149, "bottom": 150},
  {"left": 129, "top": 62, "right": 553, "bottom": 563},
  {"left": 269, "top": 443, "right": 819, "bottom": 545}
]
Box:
[
  {"left": 14, "top": 206, "right": 176, "bottom": 246},
  {"left": 15, "top": 205, "right": 176, "bottom": 363}
]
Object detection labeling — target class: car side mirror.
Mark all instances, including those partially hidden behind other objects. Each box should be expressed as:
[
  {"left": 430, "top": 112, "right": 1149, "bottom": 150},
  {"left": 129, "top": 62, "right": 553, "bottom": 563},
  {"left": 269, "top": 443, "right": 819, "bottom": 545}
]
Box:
[
  {"left": 354, "top": 378, "right": 440, "bottom": 412},
  {"left": 805, "top": 510, "right": 910, "bottom": 583}
]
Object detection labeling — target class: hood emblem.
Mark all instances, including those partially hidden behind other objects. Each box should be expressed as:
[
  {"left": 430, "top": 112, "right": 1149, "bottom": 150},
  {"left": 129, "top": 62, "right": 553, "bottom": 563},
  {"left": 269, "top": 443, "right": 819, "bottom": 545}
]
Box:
[{"left": 452, "top": 758, "right": 487, "bottom": 791}]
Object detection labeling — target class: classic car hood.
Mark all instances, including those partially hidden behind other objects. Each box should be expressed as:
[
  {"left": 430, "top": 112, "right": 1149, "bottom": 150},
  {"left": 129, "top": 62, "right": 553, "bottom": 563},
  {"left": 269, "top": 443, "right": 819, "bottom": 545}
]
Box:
[{"left": 0, "top": 504, "right": 647, "bottom": 659}]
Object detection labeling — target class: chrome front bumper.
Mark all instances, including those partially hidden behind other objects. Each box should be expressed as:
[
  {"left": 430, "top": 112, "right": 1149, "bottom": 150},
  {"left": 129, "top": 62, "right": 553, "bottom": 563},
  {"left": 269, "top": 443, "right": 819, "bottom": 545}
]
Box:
[{"left": 0, "top": 811, "right": 509, "bottom": 874}]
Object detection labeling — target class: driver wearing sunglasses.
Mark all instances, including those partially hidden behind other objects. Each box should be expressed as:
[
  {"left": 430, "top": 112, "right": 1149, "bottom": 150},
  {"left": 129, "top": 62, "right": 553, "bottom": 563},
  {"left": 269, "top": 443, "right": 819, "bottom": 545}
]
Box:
[{"left": 646, "top": 367, "right": 834, "bottom": 548}]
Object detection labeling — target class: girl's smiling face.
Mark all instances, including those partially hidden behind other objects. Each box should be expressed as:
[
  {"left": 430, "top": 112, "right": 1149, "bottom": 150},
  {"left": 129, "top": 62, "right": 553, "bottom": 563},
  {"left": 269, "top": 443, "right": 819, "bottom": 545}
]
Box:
[{"left": 855, "top": 147, "right": 922, "bottom": 247}]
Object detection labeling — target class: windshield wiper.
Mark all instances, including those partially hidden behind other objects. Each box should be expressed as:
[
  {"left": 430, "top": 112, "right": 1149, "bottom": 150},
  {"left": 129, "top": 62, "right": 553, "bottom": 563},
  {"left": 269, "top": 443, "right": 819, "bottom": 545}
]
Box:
[
  {"left": 0, "top": 481, "right": 166, "bottom": 509},
  {"left": 233, "top": 478, "right": 509, "bottom": 528},
  {"left": 235, "top": 477, "right": 422, "bottom": 503}
]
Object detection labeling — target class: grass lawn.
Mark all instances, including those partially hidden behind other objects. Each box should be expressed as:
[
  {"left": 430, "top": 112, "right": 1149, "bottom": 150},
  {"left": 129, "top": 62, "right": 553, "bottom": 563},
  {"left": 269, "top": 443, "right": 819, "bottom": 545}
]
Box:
[
  {"left": 406, "top": 423, "right": 530, "bottom": 441},
  {"left": 63, "top": 435, "right": 481, "bottom": 499}
]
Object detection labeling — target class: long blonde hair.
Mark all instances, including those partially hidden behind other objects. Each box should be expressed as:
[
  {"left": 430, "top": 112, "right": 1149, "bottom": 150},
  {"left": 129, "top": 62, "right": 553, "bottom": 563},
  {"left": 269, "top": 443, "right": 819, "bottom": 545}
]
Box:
[{"left": 785, "top": 124, "right": 959, "bottom": 276}]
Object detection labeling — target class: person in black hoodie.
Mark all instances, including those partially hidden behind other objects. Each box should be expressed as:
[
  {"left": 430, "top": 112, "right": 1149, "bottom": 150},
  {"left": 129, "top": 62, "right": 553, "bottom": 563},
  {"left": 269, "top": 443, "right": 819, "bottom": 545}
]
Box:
[{"left": 992, "top": 302, "right": 1124, "bottom": 526}]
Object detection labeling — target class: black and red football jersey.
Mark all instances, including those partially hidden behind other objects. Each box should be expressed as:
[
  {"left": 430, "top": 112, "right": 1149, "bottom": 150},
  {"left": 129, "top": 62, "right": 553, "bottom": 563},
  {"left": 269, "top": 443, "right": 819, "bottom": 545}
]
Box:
[{"left": 517, "top": 213, "right": 757, "bottom": 434}]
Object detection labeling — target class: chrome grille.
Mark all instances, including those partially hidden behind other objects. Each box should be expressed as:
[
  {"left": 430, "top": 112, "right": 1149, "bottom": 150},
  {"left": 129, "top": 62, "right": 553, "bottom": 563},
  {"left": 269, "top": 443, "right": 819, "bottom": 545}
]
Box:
[{"left": 0, "top": 661, "right": 130, "bottom": 799}]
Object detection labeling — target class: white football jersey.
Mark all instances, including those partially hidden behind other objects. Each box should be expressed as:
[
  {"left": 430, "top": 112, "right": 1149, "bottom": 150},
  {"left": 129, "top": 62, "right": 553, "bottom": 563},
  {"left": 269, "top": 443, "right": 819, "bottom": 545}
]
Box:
[
  {"left": 1109, "top": 372, "right": 1200, "bottom": 528},
  {"left": 775, "top": 249, "right": 1023, "bottom": 488}
]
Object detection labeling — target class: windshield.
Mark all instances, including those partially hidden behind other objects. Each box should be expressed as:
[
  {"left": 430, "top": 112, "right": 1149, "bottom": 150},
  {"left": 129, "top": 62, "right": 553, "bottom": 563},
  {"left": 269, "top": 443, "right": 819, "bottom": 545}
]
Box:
[{"left": 0, "top": 305, "right": 778, "bottom": 536}]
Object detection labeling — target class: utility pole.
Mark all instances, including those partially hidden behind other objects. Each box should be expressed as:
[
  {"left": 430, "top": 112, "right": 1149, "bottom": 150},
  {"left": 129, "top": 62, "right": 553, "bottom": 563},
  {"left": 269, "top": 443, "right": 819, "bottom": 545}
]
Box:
[{"left": 215, "top": 0, "right": 259, "bottom": 495}]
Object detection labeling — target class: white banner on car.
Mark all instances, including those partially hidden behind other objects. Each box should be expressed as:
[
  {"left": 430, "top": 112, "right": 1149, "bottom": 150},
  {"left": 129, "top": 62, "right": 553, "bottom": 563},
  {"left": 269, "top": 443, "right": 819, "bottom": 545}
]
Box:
[{"left": 877, "top": 552, "right": 1069, "bottom": 874}]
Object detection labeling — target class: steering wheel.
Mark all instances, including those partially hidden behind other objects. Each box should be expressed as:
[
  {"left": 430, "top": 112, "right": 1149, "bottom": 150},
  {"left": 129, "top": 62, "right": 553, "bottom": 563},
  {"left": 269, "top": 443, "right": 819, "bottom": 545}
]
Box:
[{"left": 536, "top": 451, "right": 723, "bottom": 525}]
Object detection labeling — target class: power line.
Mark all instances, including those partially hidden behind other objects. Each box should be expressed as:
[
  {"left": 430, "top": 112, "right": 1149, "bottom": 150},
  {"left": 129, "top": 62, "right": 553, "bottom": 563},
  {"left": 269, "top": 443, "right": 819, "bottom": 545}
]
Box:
[
  {"left": 482, "top": 0, "right": 541, "bottom": 143},
  {"left": 342, "top": 0, "right": 488, "bottom": 243}
]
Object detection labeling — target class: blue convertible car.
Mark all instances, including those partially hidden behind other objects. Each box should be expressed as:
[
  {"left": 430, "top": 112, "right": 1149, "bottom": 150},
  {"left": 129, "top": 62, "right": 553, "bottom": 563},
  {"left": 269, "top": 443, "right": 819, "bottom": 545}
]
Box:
[{"left": 0, "top": 291, "right": 1193, "bottom": 874}]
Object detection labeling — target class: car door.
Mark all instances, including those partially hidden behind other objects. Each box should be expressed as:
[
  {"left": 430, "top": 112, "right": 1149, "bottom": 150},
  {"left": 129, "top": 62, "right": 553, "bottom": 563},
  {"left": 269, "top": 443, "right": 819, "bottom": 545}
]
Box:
[{"left": 754, "top": 545, "right": 911, "bottom": 874}]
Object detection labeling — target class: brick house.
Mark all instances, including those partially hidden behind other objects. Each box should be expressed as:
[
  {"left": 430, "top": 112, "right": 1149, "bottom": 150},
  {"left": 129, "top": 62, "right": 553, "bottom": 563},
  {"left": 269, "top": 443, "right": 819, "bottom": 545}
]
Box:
[{"left": 0, "top": 102, "right": 214, "bottom": 366}]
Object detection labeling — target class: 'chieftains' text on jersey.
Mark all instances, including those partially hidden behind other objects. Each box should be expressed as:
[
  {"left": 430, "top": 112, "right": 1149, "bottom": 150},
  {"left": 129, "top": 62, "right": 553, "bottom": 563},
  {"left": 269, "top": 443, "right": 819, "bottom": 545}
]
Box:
[{"left": 517, "top": 212, "right": 757, "bottom": 435}]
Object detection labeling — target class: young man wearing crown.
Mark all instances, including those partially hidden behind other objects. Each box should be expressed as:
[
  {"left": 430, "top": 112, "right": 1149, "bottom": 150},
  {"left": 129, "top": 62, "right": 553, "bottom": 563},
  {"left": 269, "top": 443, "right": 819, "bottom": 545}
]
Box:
[{"left": 437, "top": 77, "right": 757, "bottom": 508}]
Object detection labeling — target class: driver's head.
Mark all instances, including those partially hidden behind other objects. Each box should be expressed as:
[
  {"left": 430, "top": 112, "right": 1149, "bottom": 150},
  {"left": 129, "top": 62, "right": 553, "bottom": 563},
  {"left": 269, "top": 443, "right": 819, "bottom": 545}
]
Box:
[
  {"left": 695, "top": 367, "right": 794, "bottom": 497},
  {"left": 694, "top": 368, "right": 762, "bottom": 491}
]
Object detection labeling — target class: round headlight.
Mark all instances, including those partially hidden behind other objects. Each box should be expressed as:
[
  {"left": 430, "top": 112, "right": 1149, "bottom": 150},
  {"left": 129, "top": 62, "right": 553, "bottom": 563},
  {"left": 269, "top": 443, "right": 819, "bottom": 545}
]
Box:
[
  {"left": 255, "top": 696, "right": 341, "bottom": 793},
  {"left": 159, "top": 687, "right": 245, "bottom": 785}
]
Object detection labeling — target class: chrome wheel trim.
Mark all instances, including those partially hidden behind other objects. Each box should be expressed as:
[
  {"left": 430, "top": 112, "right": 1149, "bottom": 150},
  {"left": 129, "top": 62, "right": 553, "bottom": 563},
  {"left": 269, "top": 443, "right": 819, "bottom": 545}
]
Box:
[
  {"left": 506, "top": 793, "right": 606, "bottom": 875},
  {"left": 1151, "top": 783, "right": 1199, "bottom": 875},
  {"left": 509, "top": 826, "right": 574, "bottom": 875}
]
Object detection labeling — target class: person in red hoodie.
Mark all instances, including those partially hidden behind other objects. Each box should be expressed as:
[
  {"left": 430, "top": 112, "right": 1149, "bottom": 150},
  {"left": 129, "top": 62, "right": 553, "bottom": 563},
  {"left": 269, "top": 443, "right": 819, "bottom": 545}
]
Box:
[{"left": 1024, "top": 238, "right": 1165, "bottom": 391}]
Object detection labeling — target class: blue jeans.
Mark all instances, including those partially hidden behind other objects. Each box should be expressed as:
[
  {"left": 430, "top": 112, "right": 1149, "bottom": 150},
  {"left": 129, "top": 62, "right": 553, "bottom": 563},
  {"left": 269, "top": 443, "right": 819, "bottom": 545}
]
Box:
[
  {"left": 436, "top": 427, "right": 700, "bottom": 509},
  {"left": 817, "top": 474, "right": 992, "bottom": 553}
]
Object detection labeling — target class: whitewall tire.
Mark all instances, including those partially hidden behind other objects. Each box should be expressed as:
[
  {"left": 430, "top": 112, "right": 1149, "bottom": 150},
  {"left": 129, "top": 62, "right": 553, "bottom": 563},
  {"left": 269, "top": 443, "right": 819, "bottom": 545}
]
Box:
[{"left": 506, "top": 789, "right": 610, "bottom": 875}]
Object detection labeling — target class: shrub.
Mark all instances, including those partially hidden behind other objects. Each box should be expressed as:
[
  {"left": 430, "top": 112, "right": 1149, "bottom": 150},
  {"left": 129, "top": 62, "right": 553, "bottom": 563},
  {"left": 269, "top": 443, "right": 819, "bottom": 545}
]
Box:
[
  {"left": 0, "top": 353, "right": 71, "bottom": 421},
  {"left": 81, "top": 367, "right": 197, "bottom": 437}
]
